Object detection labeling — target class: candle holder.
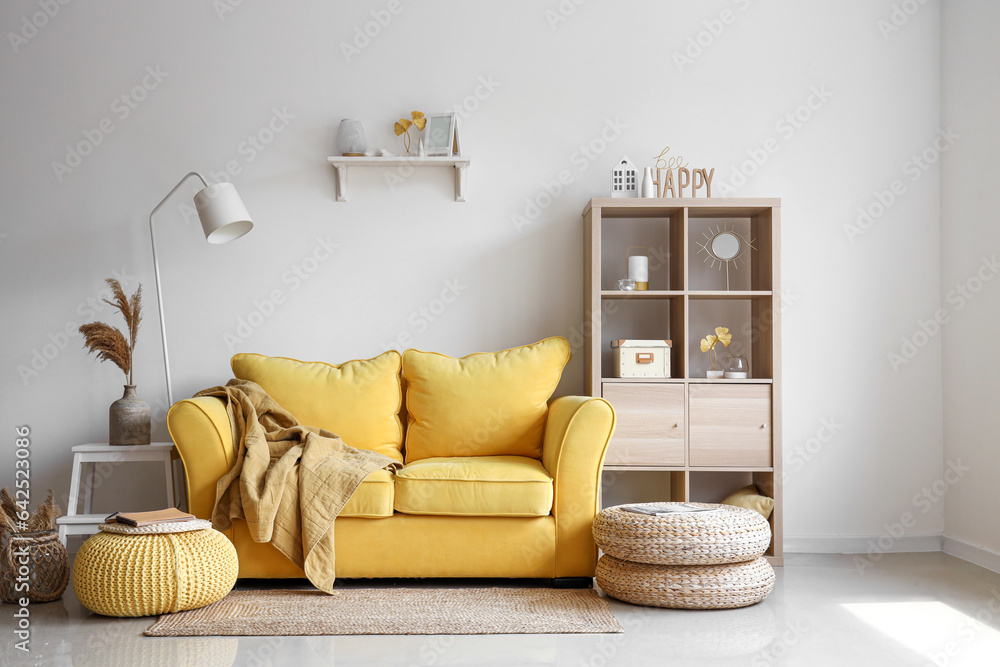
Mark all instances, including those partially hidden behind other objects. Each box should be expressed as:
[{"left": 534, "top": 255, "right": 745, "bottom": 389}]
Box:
[{"left": 627, "top": 246, "right": 650, "bottom": 291}]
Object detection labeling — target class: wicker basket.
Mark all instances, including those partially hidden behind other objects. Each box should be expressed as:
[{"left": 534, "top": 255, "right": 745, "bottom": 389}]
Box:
[
  {"left": 0, "top": 530, "right": 69, "bottom": 603},
  {"left": 593, "top": 503, "right": 771, "bottom": 566},
  {"left": 596, "top": 554, "right": 775, "bottom": 609}
]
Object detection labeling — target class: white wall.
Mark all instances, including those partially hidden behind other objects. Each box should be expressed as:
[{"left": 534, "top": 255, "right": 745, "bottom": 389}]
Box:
[
  {"left": 942, "top": 0, "right": 1000, "bottom": 568},
  {"left": 0, "top": 1, "right": 944, "bottom": 549}
]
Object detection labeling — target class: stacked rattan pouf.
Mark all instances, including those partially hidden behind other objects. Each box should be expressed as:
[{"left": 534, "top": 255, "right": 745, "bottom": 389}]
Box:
[{"left": 593, "top": 503, "right": 774, "bottom": 609}]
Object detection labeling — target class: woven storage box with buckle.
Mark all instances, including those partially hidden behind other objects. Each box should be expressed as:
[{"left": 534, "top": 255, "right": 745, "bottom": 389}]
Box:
[{"left": 611, "top": 340, "right": 672, "bottom": 378}]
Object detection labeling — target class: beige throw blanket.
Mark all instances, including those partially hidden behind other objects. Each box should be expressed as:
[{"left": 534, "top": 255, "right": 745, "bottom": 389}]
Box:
[{"left": 198, "top": 379, "right": 400, "bottom": 593}]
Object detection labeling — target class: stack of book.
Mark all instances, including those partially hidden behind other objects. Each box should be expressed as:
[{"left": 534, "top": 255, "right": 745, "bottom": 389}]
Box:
[{"left": 105, "top": 507, "right": 196, "bottom": 527}]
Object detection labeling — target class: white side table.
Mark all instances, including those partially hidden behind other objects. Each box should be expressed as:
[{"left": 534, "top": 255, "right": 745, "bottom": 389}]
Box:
[{"left": 56, "top": 442, "right": 179, "bottom": 547}]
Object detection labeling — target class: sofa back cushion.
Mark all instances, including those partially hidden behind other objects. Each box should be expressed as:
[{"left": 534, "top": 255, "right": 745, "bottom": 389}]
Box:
[
  {"left": 231, "top": 351, "right": 404, "bottom": 463},
  {"left": 402, "top": 337, "right": 570, "bottom": 462}
]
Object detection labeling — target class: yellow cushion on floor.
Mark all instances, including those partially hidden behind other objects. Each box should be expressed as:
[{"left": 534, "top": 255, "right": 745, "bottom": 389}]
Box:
[
  {"left": 231, "top": 351, "right": 404, "bottom": 463},
  {"left": 721, "top": 484, "right": 774, "bottom": 519},
  {"left": 72, "top": 529, "right": 238, "bottom": 617},
  {"left": 402, "top": 337, "right": 571, "bottom": 462},
  {"left": 342, "top": 468, "right": 394, "bottom": 518},
  {"left": 394, "top": 456, "right": 554, "bottom": 517}
]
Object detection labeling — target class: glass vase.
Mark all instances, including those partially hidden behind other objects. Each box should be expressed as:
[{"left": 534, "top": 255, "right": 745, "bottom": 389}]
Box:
[{"left": 724, "top": 355, "right": 749, "bottom": 379}]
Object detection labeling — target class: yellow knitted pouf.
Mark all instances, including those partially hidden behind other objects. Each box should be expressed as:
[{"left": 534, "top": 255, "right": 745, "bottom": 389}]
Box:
[{"left": 72, "top": 528, "right": 238, "bottom": 617}]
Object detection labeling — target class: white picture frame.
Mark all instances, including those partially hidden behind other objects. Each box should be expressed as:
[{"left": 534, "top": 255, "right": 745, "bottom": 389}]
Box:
[{"left": 425, "top": 113, "right": 459, "bottom": 156}]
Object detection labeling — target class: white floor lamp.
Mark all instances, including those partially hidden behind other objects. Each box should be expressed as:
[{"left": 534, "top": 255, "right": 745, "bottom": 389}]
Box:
[{"left": 149, "top": 172, "right": 254, "bottom": 406}]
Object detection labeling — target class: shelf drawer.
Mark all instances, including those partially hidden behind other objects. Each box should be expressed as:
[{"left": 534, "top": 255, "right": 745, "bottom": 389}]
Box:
[
  {"left": 689, "top": 385, "right": 772, "bottom": 467},
  {"left": 601, "top": 383, "right": 685, "bottom": 466}
]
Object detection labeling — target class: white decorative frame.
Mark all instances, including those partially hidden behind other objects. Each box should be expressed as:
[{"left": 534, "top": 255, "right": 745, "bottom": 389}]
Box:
[{"left": 425, "top": 113, "right": 458, "bottom": 156}]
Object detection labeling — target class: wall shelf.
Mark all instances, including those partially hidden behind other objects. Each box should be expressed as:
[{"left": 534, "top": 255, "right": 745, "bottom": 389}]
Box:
[{"left": 326, "top": 156, "right": 471, "bottom": 202}]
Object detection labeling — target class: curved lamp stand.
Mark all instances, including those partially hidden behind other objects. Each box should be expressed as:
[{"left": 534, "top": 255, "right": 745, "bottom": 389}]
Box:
[{"left": 149, "top": 172, "right": 253, "bottom": 406}]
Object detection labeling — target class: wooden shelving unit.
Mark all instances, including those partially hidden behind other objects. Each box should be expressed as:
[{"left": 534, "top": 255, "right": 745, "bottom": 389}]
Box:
[{"left": 584, "top": 197, "right": 783, "bottom": 563}]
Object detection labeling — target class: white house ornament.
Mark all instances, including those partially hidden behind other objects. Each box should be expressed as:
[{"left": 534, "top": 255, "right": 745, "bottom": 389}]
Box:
[{"left": 611, "top": 155, "right": 638, "bottom": 198}]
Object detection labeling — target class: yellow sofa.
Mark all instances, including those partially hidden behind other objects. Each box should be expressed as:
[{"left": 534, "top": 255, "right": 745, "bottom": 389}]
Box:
[{"left": 167, "top": 338, "right": 616, "bottom": 584}]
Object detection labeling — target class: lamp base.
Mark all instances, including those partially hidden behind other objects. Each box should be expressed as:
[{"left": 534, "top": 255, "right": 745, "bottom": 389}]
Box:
[{"left": 635, "top": 282, "right": 649, "bottom": 291}]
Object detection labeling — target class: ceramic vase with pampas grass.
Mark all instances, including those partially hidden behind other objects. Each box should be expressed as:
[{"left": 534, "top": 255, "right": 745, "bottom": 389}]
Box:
[{"left": 79, "top": 277, "right": 150, "bottom": 445}]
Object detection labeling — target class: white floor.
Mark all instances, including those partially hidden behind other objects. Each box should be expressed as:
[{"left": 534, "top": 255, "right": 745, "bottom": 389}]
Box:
[{"left": 4, "top": 553, "right": 1000, "bottom": 666}]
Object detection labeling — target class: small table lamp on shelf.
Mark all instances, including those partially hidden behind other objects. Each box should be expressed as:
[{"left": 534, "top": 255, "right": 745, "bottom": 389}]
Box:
[{"left": 149, "top": 173, "right": 254, "bottom": 406}]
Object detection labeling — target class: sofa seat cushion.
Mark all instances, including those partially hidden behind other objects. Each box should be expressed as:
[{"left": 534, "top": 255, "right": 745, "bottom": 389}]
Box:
[
  {"left": 402, "top": 337, "right": 571, "bottom": 462},
  {"left": 341, "top": 469, "right": 395, "bottom": 518},
  {"left": 231, "top": 351, "right": 403, "bottom": 463},
  {"left": 394, "top": 456, "right": 553, "bottom": 517}
]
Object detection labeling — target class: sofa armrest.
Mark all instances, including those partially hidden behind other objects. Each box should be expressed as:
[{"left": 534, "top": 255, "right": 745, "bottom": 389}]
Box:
[
  {"left": 541, "top": 395, "right": 616, "bottom": 577},
  {"left": 167, "top": 397, "right": 235, "bottom": 520}
]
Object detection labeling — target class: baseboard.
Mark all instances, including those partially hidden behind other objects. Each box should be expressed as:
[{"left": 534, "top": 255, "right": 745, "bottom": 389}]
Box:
[
  {"left": 784, "top": 534, "right": 943, "bottom": 554},
  {"left": 943, "top": 536, "right": 1000, "bottom": 574}
]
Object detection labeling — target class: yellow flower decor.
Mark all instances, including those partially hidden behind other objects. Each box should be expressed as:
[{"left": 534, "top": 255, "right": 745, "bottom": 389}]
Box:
[
  {"left": 700, "top": 326, "right": 733, "bottom": 372},
  {"left": 394, "top": 111, "right": 426, "bottom": 154}
]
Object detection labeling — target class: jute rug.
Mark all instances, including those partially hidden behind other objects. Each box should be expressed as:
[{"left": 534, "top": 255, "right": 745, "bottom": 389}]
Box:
[{"left": 144, "top": 588, "right": 623, "bottom": 636}]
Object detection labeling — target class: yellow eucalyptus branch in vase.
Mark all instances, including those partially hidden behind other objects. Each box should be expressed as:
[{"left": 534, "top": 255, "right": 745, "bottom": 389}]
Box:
[
  {"left": 700, "top": 326, "right": 732, "bottom": 378},
  {"left": 393, "top": 111, "right": 426, "bottom": 155}
]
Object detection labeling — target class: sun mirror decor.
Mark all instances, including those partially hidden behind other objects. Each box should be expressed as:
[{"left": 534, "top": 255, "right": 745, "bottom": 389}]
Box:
[{"left": 696, "top": 222, "right": 754, "bottom": 290}]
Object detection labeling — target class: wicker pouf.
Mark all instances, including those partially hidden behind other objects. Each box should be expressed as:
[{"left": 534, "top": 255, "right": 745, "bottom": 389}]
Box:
[
  {"left": 593, "top": 503, "right": 771, "bottom": 565},
  {"left": 593, "top": 503, "right": 774, "bottom": 609},
  {"left": 596, "top": 554, "right": 775, "bottom": 609},
  {"left": 72, "top": 521, "right": 238, "bottom": 617}
]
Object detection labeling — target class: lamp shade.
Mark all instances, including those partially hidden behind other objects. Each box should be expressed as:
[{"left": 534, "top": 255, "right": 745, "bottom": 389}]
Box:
[{"left": 193, "top": 182, "right": 253, "bottom": 244}]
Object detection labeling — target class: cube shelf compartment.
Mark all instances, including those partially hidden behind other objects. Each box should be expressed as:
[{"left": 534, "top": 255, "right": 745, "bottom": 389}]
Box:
[{"left": 584, "top": 197, "right": 782, "bottom": 563}]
